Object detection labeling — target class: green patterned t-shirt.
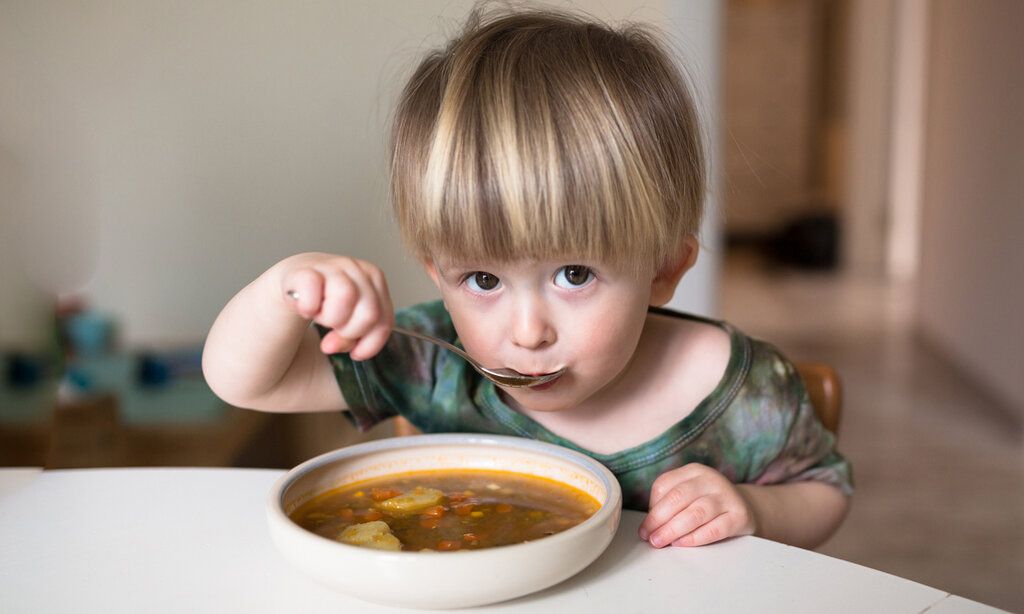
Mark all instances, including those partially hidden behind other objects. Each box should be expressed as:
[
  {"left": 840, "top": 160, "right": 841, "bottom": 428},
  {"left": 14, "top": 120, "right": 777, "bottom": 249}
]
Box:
[{"left": 321, "top": 300, "right": 853, "bottom": 511}]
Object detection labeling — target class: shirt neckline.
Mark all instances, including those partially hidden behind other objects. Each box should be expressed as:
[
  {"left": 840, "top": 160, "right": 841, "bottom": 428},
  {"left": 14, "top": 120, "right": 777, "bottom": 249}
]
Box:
[{"left": 474, "top": 309, "right": 752, "bottom": 474}]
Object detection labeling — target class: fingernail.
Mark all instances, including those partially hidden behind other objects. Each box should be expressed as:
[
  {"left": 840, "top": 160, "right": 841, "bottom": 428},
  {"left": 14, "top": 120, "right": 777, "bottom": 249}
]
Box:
[
  {"left": 638, "top": 528, "right": 648, "bottom": 540},
  {"left": 649, "top": 535, "right": 662, "bottom": 548}
]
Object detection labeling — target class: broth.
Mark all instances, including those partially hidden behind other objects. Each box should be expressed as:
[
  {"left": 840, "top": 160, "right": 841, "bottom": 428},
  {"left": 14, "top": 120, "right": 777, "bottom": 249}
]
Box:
[{"left": 290, "top": 469, "right": 600, "bottom": 552}]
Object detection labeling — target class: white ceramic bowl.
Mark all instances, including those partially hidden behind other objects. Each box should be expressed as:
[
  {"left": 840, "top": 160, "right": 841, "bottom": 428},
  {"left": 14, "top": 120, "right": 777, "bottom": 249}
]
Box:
[{"left": 267, "top": 433, "right": 622, "bottom": 609}]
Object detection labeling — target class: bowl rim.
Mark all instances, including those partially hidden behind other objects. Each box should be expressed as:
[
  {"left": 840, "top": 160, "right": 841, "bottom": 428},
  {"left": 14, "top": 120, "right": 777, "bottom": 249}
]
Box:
[{"left": 267, "top": 432, "right": 623, "bottom": 559}]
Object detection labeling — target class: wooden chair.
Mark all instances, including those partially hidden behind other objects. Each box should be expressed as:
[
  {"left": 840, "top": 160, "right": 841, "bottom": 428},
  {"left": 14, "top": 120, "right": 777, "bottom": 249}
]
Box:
[
  {"left": 794, "top": 362, "right": 842, "bottom": 437},
  {"left": 392, "top": 361, "right": 841, "bottom": 439}
]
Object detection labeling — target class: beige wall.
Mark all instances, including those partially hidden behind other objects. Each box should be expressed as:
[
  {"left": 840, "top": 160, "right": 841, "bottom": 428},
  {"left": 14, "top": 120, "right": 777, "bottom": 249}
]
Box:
[
  {"left": 843, "top": 0, "right": 896, "bottom": 276},
  {"left": 916, "top": 0, "right": 1024, "bottom": 414},
  {"left": 0, "top": 1, "right": 723, "bottom": 348},
  {"left": 723, "top": 0, "right": 824, "bottom": 235}
]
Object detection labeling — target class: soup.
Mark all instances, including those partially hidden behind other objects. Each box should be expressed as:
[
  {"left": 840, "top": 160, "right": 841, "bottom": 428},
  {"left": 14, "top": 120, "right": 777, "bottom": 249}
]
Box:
[{"left": 290, "top": 469, "right": 600, "bottom": 552}]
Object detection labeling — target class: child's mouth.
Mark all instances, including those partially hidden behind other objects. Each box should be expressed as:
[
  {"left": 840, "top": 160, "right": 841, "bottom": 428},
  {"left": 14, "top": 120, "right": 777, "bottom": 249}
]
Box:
[{"left": 526, "top": 372, "right": 564, "bottom": 391}]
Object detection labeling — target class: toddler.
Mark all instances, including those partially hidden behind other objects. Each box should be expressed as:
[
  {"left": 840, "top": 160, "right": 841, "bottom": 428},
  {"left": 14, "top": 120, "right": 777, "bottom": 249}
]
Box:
[{"left": 203, "top": 7, "right": 851, "bottom": 549}]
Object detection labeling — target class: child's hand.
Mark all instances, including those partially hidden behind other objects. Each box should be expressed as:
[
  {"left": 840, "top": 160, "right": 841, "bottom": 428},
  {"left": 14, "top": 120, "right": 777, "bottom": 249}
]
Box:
[
  {"left": 638, "top": 463, "right": 756, "bottom": 548},
  {"left": 278, "top": 253, "right": 395, "bottom": 360}
]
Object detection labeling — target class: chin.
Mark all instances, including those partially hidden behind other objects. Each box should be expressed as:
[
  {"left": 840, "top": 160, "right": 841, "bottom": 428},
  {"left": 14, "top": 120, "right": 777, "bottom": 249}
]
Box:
[{"left": 504, "top": 388, "right": 581, "bottom": 413}]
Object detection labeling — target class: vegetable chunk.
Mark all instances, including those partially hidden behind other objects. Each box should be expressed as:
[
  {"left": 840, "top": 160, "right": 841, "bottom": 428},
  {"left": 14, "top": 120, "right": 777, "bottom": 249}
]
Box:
[
  {"left": 375, "top": 487, "right": 445, "bottom": 516},
  {"left": 339, "top": 521, "right": 402, "bottom": 551}
]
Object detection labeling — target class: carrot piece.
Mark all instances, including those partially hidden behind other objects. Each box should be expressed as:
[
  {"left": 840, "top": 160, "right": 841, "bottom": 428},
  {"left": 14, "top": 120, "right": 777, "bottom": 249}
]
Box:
[
  {"left": 495, "top": 503, "right": 513, "bottom": 513},
  {"left": 462, "top": 532, "right": 481, "bottom": 542},
  {"left": 436, "top": 540, "right": 462, "bottom": 551},
  {"left": 371, "top": 488, "right": 402, "bottom": 502},
  {"left": 362, "top": 509, "right": 384, "bottom": 521},
  {"left": 452, "top": 503, "right": 475, "bottom": 516},
  {"left": 338, "top": 508, "right": 355, "bottom": 519},
  {"left": 421, "top": 505, "right": 446, "bottom": 518},
  {"left": 419, "top": 516, "right": 442, "bottom": 529}
]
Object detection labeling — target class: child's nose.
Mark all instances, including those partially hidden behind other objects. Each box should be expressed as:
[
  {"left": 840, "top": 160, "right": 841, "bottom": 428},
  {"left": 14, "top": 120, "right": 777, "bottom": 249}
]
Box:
[{"left": 510, "top": 302, "right": 556, "bottom": 350}]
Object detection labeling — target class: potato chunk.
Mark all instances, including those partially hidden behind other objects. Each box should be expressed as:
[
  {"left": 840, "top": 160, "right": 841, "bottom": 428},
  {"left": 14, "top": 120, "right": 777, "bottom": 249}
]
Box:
[
  {"left": 375, "top": 487, "right": 445, "bottom": 516},
  {"left": 338, "top": 521, "right": 402, "bottom": 551}
]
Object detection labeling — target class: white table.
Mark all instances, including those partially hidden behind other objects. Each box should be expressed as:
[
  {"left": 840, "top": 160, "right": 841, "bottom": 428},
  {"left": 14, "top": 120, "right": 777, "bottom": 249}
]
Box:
[{"left": 0, "top": 468, "right": 1002, "bottom": 613}]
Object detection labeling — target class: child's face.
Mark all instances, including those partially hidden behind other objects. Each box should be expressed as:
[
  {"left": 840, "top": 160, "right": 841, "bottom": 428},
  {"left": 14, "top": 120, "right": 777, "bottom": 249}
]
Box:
[{"left": 425, "top": 256, "right": 656, "bottom": 413}]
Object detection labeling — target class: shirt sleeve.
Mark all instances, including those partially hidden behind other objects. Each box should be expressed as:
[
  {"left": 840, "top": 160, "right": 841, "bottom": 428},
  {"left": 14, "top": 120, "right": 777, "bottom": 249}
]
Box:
[
  {"left": 316, "top": 301, "right": 451, "bottom": 432},
  {"left": 748, "top": 344, "right": 854, "bottom": 496}
]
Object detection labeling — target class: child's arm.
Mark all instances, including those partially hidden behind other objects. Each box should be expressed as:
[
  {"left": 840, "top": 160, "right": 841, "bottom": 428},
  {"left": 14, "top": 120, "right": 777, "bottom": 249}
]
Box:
[
  {"left": 638, "top": 463, "right": 849, "bottom": 550},
  {"left": 202, "top": 252, "right": 394, "bottom": 413}
]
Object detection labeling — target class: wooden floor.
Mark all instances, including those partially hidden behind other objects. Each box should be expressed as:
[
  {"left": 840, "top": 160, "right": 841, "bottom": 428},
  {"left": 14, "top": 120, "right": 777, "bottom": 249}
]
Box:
[{"left": 719, "top": 253, "right": 1023, "bottom": 612}]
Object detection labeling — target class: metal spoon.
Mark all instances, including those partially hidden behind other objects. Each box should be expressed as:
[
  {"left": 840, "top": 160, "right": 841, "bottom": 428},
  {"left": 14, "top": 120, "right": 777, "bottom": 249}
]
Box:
[{"left": 286, "top": 291, "right": 566, "bottom": 388}]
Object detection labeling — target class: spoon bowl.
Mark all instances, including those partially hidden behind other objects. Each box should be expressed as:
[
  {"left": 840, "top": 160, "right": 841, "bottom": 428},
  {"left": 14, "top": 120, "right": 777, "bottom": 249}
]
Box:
[{"left": 392, "top": 326, "right": 566, "bottom": 388}]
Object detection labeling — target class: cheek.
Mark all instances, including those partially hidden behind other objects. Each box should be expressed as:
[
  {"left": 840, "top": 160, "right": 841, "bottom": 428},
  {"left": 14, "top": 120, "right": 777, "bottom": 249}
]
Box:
[
  {"left": 443, "top": 302, "right": 501, "bottom": 359},
  {"left": 568, "top": 300, "right": 648, "bottom": 372}
]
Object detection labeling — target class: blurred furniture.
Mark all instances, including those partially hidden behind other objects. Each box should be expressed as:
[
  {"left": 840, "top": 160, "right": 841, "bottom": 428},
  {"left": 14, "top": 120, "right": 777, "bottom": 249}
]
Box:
[
  {"left": 391, "top": 361, "right": 842, "bottom": 439},
  {"left": 47, "top": 393, "right": 123, "bottom": 468},
  {"left": 0, "top": 389, "right": 57, "bottom": 467},
  {"left": 0, "top": 468, "right": 994, "bottom": 612},
  {"left": 795, "top": 362, "right": 842, "bottom": 436},
  {"left": 2, "top": 391, "right": 281, "bottom": 468}
]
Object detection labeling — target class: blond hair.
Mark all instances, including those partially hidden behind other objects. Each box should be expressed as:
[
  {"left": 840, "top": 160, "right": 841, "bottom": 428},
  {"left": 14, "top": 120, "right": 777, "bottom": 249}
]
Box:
[{"left": 390, "top": 6, "right": 705, "bottom": 273}]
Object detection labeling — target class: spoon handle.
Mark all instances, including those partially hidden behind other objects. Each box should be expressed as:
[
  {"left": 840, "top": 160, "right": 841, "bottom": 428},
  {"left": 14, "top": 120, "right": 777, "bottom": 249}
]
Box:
[{"left": 391, "top": 326, "right": 474, "bottom": 363}]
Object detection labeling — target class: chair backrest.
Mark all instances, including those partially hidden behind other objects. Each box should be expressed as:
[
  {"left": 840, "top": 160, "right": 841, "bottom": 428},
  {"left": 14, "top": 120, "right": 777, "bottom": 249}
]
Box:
[
  {"left": 392, "top": 362, "right": 842, "bottom": 439},
  {"left": 794, "top": 362, "right": 842, "bottom": 437}
]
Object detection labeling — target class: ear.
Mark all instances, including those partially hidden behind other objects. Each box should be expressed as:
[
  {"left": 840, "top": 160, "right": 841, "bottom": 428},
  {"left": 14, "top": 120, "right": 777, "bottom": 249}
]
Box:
[
  {"left": 422, "top": 259, "right": 442, "bottom": 289},
  {"left": 649, "top": 236, "right": 699, "bottom": 307}
]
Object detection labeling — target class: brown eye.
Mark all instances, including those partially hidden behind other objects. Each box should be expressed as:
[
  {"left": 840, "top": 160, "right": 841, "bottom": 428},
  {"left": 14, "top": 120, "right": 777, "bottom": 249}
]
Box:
[
  {"left": 555, "top": 265, "right": 593, "bottom": 288},
  {"left": 468, "top": 272, "right": 500, "bottom": 292}
]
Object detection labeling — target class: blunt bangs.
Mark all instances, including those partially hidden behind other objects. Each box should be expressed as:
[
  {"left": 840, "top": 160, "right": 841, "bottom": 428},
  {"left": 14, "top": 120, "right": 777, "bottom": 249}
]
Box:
[{"left": 390, "top": 8, "right": 706, "bottom": 273}]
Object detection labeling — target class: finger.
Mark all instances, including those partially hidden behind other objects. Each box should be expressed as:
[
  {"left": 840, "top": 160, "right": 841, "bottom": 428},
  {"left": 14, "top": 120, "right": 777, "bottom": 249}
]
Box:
[
  {"left": 320, "top": 330, "right": 357, "bottom": 355},
  {"left": 358, "top": 260, "right": 395, "bottom": 319},
  {"left": 348, "top": 323, "right": 391, "bottom": 361},
  {"left": 348, "top": 263, "right": 395, "bottom": 361},
  {"left": 671, "top": 512, "right": 735, "bottom": 548},
  {"left": 647, "top": 495, "right": 722, "bottom": 549},
  {"left": 333, "top": 273, "right": 382, "bottom": 341},
  {"left": 639, "top": 477, "right": 703, "bottom": 539},
  {"left": 648, "top": 463, "right": 709, "bottom": 506},
  {"left": 315, "top": 271, "right": 358, "bottom": 329},
  {"left": 284, "top": 269, "right": 324, "bottom": 319}
]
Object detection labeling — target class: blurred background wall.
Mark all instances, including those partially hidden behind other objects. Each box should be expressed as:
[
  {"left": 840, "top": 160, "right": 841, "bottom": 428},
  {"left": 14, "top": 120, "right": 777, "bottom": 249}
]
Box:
[
  {"left": 916, "top": 0, "right": 1024, "bottom": 414},
  {"left": 0, "top": 0, "right": 721, "bottom": 351}
]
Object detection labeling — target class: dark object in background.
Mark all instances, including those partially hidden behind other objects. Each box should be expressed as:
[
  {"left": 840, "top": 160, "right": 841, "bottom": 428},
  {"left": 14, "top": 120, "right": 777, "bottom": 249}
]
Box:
[
  {"left": 137, "top": 354, "right": 172, "bottom": 388},
  {"left": 5, "top": 353, "right": 43, "bottom": 389},
  {"left": 768, "top": 213, "right": 840, "bottom": 271}
]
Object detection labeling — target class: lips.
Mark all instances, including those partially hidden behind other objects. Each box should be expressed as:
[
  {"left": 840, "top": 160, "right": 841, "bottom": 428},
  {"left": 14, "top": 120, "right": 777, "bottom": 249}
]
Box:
[{"left": 528, "top": 379, "right": 560, "bottom": 391}]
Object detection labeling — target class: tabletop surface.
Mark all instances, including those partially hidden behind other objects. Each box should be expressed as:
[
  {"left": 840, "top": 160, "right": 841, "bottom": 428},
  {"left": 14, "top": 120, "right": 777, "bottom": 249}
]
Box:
[{"left": 0, "top": 468, "right": 1003, "bottom": 614}]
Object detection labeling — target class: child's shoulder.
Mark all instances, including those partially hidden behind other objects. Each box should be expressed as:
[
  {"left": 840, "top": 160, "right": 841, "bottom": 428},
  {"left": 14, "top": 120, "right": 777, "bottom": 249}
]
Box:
[
  {"left": 645, "top": 308, "right": 733, "bottom": 379},
  {"left": 641, "top": 308, "right": 802, "bottom": 403},
  {"left": 649, "top": 310, "right": 809, "bottom": 412},
  {"left": 630, "top": 309, "right": 734, "bottom": 415}
]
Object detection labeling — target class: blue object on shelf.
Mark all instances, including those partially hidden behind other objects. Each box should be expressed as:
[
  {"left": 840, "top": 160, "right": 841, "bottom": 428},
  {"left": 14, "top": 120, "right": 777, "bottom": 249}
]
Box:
[
  {"left": 63, "top": 367, "right": 95, "bottom": 392},
  {"left": 65, "top": 312, "right": 115, "bottom": 357}
]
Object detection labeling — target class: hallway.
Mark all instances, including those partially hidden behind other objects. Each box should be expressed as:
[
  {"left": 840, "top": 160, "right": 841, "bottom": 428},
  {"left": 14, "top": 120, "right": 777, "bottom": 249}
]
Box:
[{"left": 720, "top": 253, "right": 1024, "bottom": 612}]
